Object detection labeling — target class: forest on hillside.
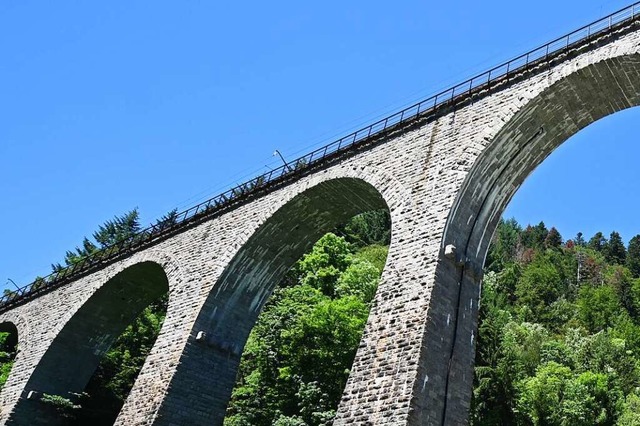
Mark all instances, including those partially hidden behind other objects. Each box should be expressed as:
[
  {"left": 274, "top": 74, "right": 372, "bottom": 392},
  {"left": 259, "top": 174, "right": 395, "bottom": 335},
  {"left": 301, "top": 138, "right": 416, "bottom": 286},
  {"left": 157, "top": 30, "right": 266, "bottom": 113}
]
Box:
[
  {"left": 471, "top": 220, "right": 640, "bottom": 425},
  {"left": 2, "top": 211, "right": 640, "bottom": 425}
]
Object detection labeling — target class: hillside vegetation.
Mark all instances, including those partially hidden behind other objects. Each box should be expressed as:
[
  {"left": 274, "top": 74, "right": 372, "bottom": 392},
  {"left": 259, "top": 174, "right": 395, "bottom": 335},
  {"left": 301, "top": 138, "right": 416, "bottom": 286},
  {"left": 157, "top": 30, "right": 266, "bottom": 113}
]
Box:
[
  {"left": 3, "top": 211, "right": 640, "bottom": 425},
  {"left": 471, "top": 219, "right": 640, "bottom": 425}
]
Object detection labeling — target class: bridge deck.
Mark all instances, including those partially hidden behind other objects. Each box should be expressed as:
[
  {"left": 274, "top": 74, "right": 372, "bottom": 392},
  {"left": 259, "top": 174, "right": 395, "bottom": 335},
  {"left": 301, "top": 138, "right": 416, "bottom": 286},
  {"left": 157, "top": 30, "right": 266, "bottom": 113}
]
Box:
[{"left": 3, "top": 1, "right": 640, "bottom": 314}]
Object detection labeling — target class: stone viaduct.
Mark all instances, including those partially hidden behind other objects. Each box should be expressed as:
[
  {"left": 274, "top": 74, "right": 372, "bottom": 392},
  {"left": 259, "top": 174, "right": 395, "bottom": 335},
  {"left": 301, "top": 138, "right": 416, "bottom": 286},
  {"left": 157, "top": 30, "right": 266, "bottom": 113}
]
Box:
[{"left": 2, "top": 4, "right": 640, "bottom": 425}]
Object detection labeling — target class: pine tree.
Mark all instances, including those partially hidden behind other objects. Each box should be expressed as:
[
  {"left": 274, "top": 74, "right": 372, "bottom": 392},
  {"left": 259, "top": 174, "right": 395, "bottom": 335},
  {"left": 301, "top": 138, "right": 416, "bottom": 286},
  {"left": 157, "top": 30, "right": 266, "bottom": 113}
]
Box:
[
  {"left": 93, "top": 209, "right": 141, "bottom": 248},
  {"left": 544, "top": 227, "right": 562, "bottom": 249},
  {"left": 605, "top": 231, "right": 626, "bottom": 265},
  {"left": 626, "top": 235, "right": 640, "bottom": 278},
  {"left": 588, "top": 232, "right": 607, "bottom": 252},
  {"left": 520, "top": 222, "right": 548, "bottom": 249}
]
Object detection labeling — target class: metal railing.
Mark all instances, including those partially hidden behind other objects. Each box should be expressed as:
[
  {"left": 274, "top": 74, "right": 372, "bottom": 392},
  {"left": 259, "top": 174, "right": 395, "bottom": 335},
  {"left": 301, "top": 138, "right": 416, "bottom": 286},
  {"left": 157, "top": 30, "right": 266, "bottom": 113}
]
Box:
[{"left": 2, "top": 1, "right": 639, "bottom": 311}]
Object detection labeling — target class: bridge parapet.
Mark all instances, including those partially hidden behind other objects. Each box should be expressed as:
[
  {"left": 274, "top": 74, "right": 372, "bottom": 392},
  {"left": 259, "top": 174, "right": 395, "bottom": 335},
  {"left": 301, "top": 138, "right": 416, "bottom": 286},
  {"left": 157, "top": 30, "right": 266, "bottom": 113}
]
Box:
[{"left": 3, "top": 1, "right": 640, "bottom": 315}]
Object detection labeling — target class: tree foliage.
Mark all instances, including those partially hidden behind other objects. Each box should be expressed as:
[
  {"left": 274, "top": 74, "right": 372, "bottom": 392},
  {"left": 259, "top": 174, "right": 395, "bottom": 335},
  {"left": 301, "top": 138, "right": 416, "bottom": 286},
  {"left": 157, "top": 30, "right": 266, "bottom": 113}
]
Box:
[
  {"left": 471, "top": 219, "right": 640, "bottom": 425},
  {"left": 225, "top": 232, "right": 385, "bottom": 425},
  {"left": 52, "top": 209, "right": 141, "bottom": 271}
]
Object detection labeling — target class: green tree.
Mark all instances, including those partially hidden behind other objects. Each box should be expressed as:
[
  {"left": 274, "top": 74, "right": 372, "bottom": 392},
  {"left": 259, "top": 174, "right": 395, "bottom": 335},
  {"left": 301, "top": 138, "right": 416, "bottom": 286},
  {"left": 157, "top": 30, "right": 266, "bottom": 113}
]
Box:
[
  {"left": 577, "top": 285, "right": 621, "bottom": 332},
  {"left": 605, "top": 231, "right": 626, "bottom": 265},
  {"left": 520, "top": 222, "right": 549, "bottom": 250},
  {"left": 516, "top": 361, "right": 573, "bottom": 425},
  {"left": 606, "top": 265, "right": 635, "bottom": 316},
  {"left": 335, "top": 210, "right": 391, "bottom": 248},
  {"left": 335, "top": 258, "right": 380, "bottom": 303},
  {"left": 52, "top": 209, "right": 141, "bottom": 272},
  {"left": 626, "top": 235, "right": 640, "bottom": 278},
  {"left": 486, "top": 218, "right": 521, "bottom": 271},
  {"left": 618, "top": 393, "right": 640, "bottom": 425},
  {"left": 545, "top": 227, "right": 563, "bottom": 249},
  {"left": 589, "top": 232, "right": 607, "bottom": 253},
  {"left": 93, "top": 209, "right": 141, "bottom": 248},
  {"left": 515, "top": 257, "right": 562, "bottom": 324},
  {"left": 226, "top": 229, "right": 387, "bottom": 426},
  {"left": 297, "top": 233, "right": 352, "bottom": 296},
  {"left": 0, "top": 331, "right": 17, "bottom": 390}
]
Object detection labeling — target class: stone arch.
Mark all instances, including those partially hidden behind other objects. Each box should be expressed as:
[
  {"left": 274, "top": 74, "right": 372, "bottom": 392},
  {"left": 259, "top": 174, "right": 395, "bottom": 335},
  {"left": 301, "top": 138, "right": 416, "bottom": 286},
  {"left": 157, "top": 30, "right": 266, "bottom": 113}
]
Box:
[
  {"left": 6, "top": 259, "right": 172, "bottom": 426},
  {"left": 433, "top": 52, "right": 640, "bottom": 424},
  {"left": 0, "top": 321, "right": 18, "bottom": 394},
  {"left": 0, "top": 323, "right": 18, "bottom": 360},
  {"left": 149, "top": 170, "right": 411, "bottom": 425}
]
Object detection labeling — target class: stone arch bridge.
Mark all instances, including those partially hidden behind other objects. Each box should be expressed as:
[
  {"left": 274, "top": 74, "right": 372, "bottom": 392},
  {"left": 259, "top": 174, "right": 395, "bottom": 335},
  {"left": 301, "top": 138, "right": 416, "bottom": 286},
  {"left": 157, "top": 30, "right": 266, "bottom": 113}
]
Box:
[{"left": 2, "top": 4, "right": 640, "bottom": 425}]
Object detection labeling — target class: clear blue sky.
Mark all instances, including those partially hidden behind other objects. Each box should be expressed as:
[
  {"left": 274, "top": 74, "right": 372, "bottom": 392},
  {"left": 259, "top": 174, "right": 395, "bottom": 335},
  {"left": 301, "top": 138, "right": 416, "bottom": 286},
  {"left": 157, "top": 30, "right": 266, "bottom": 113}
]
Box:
[{"left": 1, "top": 0, "right": 638, "bottom": 292}]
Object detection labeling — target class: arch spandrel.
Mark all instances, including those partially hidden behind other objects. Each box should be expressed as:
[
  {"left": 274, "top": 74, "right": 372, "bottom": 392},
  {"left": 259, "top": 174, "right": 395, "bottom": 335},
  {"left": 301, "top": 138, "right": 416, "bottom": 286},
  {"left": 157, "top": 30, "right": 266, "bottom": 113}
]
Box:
[{"left": 145, "top": 170, "right": 417, "bottom": 425}]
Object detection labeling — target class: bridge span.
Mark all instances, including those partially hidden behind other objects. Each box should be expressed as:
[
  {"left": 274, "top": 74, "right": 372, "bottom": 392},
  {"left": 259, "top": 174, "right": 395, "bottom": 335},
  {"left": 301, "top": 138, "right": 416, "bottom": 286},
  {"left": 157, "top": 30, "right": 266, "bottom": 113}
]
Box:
[{"left": 2, "top": 3, "right": 640, "bottom": 425}]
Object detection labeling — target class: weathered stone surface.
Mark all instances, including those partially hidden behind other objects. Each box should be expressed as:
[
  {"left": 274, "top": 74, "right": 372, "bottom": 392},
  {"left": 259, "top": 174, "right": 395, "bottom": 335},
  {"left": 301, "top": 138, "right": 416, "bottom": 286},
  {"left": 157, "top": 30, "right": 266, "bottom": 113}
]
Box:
[{"left": 1, "top": 20, "right": 640, "bottom": 426}]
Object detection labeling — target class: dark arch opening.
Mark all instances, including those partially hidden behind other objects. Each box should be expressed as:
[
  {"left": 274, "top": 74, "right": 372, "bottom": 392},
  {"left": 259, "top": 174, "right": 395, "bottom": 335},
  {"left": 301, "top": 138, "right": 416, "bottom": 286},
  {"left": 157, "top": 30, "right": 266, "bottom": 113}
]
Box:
[
  {"left": 0, "top": 322, "right": 18, "bottom": 391},
  {"left": 153, "top": 177, "right": 391, "bottom": 425},
  {"left": 8, "top": 261, "right": 169, "bottom": 426},
  {"left": 433, "top": 53, "right": 640, "bottom": 424},
  {"left": 223, "top": 210, "right": 390, "bottom": 425}
]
